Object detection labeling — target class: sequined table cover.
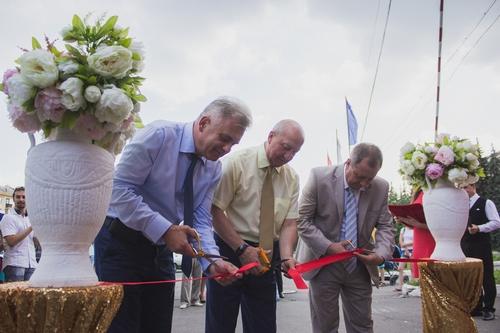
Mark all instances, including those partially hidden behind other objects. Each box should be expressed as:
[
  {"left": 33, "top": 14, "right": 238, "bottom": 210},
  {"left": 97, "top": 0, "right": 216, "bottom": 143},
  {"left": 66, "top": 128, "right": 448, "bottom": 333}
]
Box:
[
  {"left": 0, "top": 282, "right": 123, "bottom": 333},
  {"left": 419, "top": 258, "right": 483, "bottom": 333}
]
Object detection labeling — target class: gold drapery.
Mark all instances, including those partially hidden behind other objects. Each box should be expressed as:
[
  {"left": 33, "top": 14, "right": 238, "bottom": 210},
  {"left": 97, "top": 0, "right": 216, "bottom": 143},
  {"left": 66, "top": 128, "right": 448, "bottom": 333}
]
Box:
[
  {"left": 419, "top": 258, "right": 483, "bottom": 333},
  {"left": 0, "top": 282, "right": 123, "bottom": 333}
]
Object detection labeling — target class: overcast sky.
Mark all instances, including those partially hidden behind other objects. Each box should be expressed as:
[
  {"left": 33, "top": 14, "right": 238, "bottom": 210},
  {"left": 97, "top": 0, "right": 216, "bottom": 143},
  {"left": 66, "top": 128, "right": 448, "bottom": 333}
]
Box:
[{"left": 1, "top": 0, "right": 499, "bottom": 193}]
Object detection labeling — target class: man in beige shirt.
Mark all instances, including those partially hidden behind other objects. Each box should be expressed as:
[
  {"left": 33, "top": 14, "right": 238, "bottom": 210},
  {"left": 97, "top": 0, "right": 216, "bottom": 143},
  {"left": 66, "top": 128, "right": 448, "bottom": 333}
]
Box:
[{"left": 205, "top": 119, "right": 304, "bottom": 333}]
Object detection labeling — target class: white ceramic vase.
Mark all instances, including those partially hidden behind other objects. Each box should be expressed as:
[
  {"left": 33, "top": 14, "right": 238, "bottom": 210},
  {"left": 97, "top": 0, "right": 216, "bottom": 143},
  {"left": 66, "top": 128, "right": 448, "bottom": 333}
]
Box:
[
  {"left": 422, "top": 178, "right": 469, "bottom": 261},
  {"left": 25, "top": 129, "right": 114, "bottom": 287}
]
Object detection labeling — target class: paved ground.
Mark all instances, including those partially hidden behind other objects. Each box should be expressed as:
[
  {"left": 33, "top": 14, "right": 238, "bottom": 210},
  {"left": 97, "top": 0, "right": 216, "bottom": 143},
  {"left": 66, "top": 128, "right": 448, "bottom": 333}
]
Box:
[{"left": 171, "top": 271, "right": 499, "bottom": 333}]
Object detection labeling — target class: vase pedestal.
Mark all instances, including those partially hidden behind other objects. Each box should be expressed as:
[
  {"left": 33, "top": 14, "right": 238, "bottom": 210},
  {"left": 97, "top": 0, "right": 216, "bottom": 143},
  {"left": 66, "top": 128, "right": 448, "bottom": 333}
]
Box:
[{"left": 0, "top": 282, "right": 123, "bottom": 333}]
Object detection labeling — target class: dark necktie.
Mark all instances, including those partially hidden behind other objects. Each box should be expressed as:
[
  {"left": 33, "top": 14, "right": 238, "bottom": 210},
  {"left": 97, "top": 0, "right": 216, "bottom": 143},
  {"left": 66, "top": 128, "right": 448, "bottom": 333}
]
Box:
[{"left": 181, "top": 154, "right": 198, "bottom": 277}]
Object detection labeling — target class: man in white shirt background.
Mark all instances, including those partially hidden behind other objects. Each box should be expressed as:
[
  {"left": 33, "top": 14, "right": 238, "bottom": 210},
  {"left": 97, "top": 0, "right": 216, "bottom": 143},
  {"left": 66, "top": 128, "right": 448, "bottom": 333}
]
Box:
[
  {"left": 0, "top": 186, "right": 37, "bottom": 282},
  {"left": 461, "top": 182, "right": 500, "bottom": 321}
]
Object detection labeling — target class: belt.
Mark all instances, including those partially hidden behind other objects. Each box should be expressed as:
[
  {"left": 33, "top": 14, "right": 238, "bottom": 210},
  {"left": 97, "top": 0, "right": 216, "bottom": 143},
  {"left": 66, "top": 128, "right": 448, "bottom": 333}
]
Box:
[{"left": 104, "top": 216, "right": 154, "bottom": 246}]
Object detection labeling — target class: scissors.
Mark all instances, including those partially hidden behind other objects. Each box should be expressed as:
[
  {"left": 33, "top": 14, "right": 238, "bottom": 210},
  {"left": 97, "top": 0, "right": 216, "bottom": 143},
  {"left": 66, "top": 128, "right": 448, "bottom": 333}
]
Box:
[{"left": 190, "top": 231, "right": 228, "bottom": 263}]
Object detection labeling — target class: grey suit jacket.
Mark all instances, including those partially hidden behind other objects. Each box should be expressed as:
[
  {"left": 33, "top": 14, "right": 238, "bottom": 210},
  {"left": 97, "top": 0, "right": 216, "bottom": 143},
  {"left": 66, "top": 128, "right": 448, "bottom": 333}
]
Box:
[{"left": 296, "top": 165, "right": 394, "bottom": 283}]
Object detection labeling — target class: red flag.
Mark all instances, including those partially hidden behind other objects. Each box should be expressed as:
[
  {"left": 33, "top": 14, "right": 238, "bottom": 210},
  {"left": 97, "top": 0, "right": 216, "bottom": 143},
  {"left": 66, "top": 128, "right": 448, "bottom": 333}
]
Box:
[{"left": 326, "top": 152, "right": 332, "bottom": 166}]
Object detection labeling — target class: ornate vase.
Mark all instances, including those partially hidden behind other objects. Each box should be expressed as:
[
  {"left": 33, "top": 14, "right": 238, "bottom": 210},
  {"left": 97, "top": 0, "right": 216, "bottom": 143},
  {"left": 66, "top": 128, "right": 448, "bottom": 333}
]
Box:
[
  {"left": 25, "top": 129, "right": 114, "bottom": 287},
  {"left": 422, "top": 178, "right": 469, "bottom": 261}
]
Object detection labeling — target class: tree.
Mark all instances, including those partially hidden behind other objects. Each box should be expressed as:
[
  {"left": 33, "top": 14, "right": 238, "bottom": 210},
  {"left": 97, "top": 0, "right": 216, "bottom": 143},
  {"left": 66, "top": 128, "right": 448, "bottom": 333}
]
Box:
[
  {"left": 476, "top": 147, "right": 500, "bottom": 251},
  {"left": 388, "top": 185, "right": 412, "bottom": 245}
]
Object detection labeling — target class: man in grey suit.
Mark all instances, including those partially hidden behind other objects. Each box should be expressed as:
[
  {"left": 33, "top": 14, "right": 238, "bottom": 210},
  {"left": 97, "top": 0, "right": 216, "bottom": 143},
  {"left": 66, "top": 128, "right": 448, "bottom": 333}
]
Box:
[{"left": 297, "top": 143, "right": 394, "bottom": 333}]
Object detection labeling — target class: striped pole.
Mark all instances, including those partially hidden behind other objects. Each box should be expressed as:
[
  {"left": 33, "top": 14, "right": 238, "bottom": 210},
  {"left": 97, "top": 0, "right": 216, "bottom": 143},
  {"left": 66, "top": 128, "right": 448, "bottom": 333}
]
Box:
[{"left": 434, "top": 0, "right": 444, "bottom": 140}]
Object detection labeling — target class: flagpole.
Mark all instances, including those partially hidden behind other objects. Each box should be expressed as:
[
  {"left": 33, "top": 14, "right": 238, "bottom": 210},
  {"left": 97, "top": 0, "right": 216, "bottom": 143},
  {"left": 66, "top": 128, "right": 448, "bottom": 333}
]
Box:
[
  {"left": 434, "top": 0, "right": 444, "bottom": 140},
  {"left": 345, "top": 97, "right": 351, "bottom": 154}
]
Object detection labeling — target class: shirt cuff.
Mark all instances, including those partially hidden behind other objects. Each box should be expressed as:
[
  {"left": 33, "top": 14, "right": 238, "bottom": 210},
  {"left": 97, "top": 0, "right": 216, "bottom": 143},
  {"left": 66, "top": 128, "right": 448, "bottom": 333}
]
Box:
[{"left": 143, "top": 214, "right": 172, "bottom": 244}]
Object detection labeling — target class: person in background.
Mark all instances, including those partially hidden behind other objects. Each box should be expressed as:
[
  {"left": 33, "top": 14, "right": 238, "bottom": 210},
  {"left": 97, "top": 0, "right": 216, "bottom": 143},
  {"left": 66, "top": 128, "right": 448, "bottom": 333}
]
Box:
[
  {"left": 179, "top": 257, "right": 204, "bottom": 309},
  {"left": 395, "top": 189, "right": 435, "bottom": 280},
  {"left": 461, "top": 182, "right": 500, "bottom": 321},
  {"left": 395, "top": 225, "right": 413, "bottom": 292},
  {"left": 0, "top": 186, "right": 37, "bottom": 282}
]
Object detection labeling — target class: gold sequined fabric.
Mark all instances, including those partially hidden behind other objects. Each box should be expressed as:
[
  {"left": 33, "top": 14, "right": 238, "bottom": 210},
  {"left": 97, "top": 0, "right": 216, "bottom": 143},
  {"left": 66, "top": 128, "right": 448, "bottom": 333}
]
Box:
[
  {"left": 0, "top": 282, "right": 123, "bottom": 333},
  {"left": 419, "top": 258, "right": 483, "bottom": 333}
]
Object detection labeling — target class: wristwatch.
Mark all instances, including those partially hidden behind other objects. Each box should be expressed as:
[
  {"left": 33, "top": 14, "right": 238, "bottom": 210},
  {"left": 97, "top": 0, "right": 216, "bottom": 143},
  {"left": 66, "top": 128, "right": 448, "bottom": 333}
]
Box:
[{"left": 235, "top": 243, "right": 249, "bottom": 257}]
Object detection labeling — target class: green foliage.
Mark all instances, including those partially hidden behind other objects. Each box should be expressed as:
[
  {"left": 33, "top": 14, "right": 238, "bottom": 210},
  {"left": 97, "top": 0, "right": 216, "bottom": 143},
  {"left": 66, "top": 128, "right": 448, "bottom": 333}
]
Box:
[
  {"left": 31, "top": 37, "right": 42, "bottom": 49},
  {"left": 495, "top": 269, "right": 500, "bottom": 284},
  {"left": 388, "top": 185, "right": 412, "bottom": 245},
  {"left": 477, "top": 147, "right": 500, "bottom": 251}
]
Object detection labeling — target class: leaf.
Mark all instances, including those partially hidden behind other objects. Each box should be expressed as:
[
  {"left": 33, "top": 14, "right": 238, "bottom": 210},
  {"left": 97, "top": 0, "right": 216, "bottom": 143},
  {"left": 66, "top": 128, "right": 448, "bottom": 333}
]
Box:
[
  {"left": 0, "top": 83, "right": 3, "bottom": 92},
  {"left": 120, "top": 38, "right": 132, "bottom": 48},
  {"left": 49, "top": 45, "right": 62, "bottom": 57},
  {"left": 22, "top": 96, "right": 36, "bottom": 112},
  {"left": 98, "top": 16, "right": 118, "bottom": 36},
  {"left": 74, "top": 74, "right": 89, "bottom": 82},
  {"left": 134, "top": 114, "right": 144, "bottom": 128},
  {"left": 60, "top": 111, "right": 80, "bottom": 129},
  {"left": 134, "top": 94, "right": 147, "bottom": 102},
  {"left": 88, "top": 76, "right": 97, "bottom": 85},
  {"left": 72, "top": 15, "right": 85, "bottom": 32},
  {"left": 131, "top": 52, "right": 141, "bottom": 61},
  {"left": 32, "top": 37, "right": 42, "bottom": 50},
  {"left": 65, "top": 44, "right": 86, "bottom": 63},
  {"left": 42, "top": 124, "right": 53, "bottom": 138}
]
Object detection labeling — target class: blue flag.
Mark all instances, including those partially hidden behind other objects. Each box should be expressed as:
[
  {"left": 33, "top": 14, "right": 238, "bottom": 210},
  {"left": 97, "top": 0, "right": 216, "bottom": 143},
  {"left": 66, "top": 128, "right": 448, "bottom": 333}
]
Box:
[{"left": 346, "top": 99, "right": 358, "bottom": 146}]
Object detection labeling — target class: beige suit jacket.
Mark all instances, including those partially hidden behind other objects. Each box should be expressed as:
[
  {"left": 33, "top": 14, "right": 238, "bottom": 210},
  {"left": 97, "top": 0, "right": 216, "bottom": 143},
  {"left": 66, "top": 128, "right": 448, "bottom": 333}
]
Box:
[{"left": 296, "top": 165, "right": 394, "bottom": 283}]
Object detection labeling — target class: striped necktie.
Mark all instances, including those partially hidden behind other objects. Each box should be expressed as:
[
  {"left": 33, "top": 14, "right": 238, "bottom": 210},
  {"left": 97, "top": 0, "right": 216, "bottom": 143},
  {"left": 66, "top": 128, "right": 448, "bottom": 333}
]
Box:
[
  {"left": 181, "top": 154, "right": 198, "bottom": 277},
  {"left": 344, "top": 187, "right": 358, "bottom": 273}
]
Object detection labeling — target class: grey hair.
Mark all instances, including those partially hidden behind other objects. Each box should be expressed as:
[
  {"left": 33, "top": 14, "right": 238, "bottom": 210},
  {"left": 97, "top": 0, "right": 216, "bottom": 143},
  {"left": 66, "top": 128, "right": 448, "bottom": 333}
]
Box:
[
  {"left": 351, "top": 143, "right": 383, "bottom": 168},
  {"left": 199, "top": 96, "right": 253, "bottom": 128},
  {"left": 272, "top": 119, "right": 305, "bottom": 139}
]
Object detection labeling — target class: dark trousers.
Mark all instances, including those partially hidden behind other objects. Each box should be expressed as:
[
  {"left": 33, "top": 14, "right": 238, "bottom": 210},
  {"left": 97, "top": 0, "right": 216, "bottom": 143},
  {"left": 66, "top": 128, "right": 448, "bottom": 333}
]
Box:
[
  {"left": 462, "top": 240, "right": 497, "bottom": 312},
  {"left": 94, "top": 217, "right": 176, "bottom": 333},
  {"left": 205, "top": 235, "right": 278, "bottom": 333}
]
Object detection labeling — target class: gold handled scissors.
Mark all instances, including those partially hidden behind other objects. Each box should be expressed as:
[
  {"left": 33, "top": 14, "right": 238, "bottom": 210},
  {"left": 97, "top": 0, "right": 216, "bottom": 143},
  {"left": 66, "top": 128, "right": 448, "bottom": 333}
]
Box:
[{"left": 190, "top": 231, "right": 228, "bottom": 263}]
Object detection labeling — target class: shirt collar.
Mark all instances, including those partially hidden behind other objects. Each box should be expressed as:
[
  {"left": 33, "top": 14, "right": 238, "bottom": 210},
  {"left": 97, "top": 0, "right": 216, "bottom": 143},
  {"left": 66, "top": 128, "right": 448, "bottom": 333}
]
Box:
[
  {"left": 470, "top": 193, "right": 479, "bottom": 202},
  {"left": 180, "top": 122, "right": 206, "bottom": 165},
  {"left": 257, "top": 143, "right": 282, "bottom": 174}
]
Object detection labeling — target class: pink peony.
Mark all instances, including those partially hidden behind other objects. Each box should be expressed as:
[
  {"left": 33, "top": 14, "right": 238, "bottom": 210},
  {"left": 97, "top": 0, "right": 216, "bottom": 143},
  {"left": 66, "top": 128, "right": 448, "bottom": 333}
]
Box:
[
  {"left": 2, "top": 68, "right": 18, "bottom": 94},
  {"left": 425, "top": 163, "right": 444, "bottom": 180},
  {"left": 433, "top": 145, "right": 454, "bottom": 166},
  {"left": 73, "top": 114, "right": 107, "bottom": 140},
  {"left": 8, "top": 103, "right": 41, "bottom": 133},
  {"left": 34, "top": 87, "right": 66, "bottom": 123}
]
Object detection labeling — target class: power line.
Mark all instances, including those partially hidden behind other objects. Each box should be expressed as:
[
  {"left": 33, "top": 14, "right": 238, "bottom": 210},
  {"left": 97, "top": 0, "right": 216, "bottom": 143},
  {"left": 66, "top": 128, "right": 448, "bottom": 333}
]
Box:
[
  {"left": 446, "top": 0, "right": 497, "bottom": 64},
  {"left": 447, "top": 9, "right": 500, "bottom": 81},
  {"left": 361, "top": 0, "right": 392, "bottom": 141}
]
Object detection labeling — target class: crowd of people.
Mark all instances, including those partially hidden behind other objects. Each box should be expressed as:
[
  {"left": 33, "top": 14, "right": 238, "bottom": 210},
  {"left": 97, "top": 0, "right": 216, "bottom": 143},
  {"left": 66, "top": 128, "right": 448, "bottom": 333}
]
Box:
[{"left": 1, "top": 96, "right": 499, "bottom": 332}]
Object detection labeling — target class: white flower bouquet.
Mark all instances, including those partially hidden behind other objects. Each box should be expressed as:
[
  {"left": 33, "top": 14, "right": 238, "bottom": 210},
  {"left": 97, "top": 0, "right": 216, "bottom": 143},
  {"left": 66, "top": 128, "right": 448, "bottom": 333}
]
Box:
[
  {"left": 1, "top": 14, "right": 145, "bottom": 154},
  {"left": 399, "top": 134, "right": 485, "bottom": 189}
]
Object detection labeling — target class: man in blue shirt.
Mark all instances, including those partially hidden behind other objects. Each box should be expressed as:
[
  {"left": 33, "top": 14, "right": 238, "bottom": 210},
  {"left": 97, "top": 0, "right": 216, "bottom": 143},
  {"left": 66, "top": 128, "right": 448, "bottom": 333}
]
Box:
[{"left": 94, "top": 97, "right": 252, "bottom": 333}]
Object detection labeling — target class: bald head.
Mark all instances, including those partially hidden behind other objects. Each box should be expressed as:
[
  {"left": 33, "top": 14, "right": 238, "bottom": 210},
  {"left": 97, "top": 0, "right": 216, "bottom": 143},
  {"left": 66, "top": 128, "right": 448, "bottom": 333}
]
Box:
[{"left": 265, "top": 119, "right": 304, "bottom": 167}]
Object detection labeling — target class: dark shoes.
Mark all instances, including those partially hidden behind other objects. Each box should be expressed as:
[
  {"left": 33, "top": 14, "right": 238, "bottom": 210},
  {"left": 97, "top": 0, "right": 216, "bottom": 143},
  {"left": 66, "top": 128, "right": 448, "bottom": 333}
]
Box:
[
  {"left": 471, "top": 310, "right": 483, "bottom": 317},
  {"left": 279, "top": 293, "right": 285, "bottom": 299},
  {"left": 482, "top": 310, "right": 495, "bottom": 321}
]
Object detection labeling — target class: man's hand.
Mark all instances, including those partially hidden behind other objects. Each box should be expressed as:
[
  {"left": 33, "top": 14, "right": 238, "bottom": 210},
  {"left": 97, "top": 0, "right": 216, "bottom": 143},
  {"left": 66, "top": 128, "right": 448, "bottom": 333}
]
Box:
[
  {"left": 354, "top": 251, "right": 384, "bottom": 266},
  {"left": 280, "top": 258, "right": 298, "bottom": 278},
  {"left": 468, "top": 224, "right": 480, "bottom": 234},
  {"left": 238, "top": 246, "right": 265, "bottom": 275},
  {"left": 208, "top": 260, "right": 242, "bottom": 286},
  {"left": 325, "top": 240, "right": 352, "bottom": 255},
  {"left": 162, "top": 225, "right": 198, "bottom": 256}
]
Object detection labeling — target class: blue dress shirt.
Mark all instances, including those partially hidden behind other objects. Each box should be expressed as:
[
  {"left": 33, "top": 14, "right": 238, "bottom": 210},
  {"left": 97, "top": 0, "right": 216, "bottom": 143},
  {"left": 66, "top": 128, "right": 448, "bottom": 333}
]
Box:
[{"left": 108, "top": 120, "right": 222, "bottom": 270}]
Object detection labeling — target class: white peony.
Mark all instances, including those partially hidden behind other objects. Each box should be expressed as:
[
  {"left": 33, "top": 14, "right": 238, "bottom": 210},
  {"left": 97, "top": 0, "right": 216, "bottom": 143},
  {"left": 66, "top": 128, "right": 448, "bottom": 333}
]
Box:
[
  {"left": 95, "top": 86, "right": 133, "bottom": 124},
  {"left": 6, "top": 73, "right": 35, "bottom": 105},
  {"left": 400, "top": 142, "right": 415, "bottom": 156},
  {"left": 465, "top": 153, "right": 478, "bottom": 162},
  {"left": 58, "top": 60, "right": 79, "bottom": 75},
  {"left": 88, "top": 45, "right": 133, "bottom": 79},
  {"left": 411, "top": 151, "right": 428, "bottom": 170},
  {"left": 18, "top": 49, "right": 59, "bottom": 88},
  {"left": 468, "top": 158, "right": 480, "bottom": 170},
  {"left": 401, "top": 160, "right": 416, "bottom": 176},
  {"left": 448, "top": 168, "right": 468, "bottom": 184},
  {"left": 84, "top": 85, "right": 101, "bottom": 103},
  {"left": 59, "top": 77, "right": 86, "bottom": 111},
  {"left": 424, "top": 145, "right": 438, "bottom": 154}
]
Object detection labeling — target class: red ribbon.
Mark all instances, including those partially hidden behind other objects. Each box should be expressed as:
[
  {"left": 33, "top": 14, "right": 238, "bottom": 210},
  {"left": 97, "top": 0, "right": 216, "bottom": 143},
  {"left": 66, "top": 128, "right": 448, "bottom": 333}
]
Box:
[
  {"left": 287, "top": 249, "right": 436, "bottom": 290},
  {"left": 99, "top": 262, "right": 258, "bottom": 286}
]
